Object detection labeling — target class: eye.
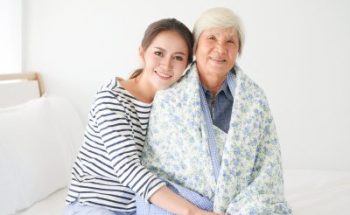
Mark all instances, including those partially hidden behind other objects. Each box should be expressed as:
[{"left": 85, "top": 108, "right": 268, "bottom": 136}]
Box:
[
  {"left": 174, "top": 55, "right": 184, "bottom": 61},
  {"left": 227, "top": 40, "right": 235, "bottom": 44},
  {"left": 154, "top": 51, "right": 163, "bottom": 57},
  {"left": 207, "top": 35, "right": 216, "bottom": 40}
]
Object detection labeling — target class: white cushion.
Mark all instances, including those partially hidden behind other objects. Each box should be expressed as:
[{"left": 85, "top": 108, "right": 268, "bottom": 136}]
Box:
[
  {"left": 0, "top": 97, "right": 83, "bottom": 215},
  {"left": 0, "top": 80, "right": 41, "bottom": 108}
]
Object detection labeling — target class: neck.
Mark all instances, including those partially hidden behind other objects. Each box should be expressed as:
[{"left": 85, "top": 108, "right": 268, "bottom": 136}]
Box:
[
  {"left": 199, "top": 73, "right": 226, "bottom": 96},
  {"left": 133, "top": 73, "right": 157, "bottom": 103}
]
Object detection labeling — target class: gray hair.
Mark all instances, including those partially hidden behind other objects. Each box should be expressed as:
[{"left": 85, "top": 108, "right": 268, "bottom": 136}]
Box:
[{"left": 193, "top": 7, "right": 245, "bottom": 54}]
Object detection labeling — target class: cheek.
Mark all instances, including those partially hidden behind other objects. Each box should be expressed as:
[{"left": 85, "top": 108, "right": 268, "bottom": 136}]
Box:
[
  {"left": 228, "top": 50, "right": 239, "bottom": 60},
  {"left": 144, "top": 54, "right": 159, "bottom": 67},
  {"left": 197, "top": 46, "right": 212, "bottom": 60},
  {"left": 197, "top": 45, "right": 208, "bottom": 55},
  {"left": 173, "top": 63, "right": 187, "bottom": 76}
]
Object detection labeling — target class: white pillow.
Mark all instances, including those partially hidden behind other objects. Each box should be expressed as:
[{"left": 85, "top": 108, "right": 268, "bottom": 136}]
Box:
[{"left": 0, "top": 96, "right": 83, "bottom": 215}]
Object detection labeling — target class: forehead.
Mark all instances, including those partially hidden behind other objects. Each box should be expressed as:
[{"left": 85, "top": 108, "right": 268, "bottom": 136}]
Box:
[
  {"left": 150, "top": 31, "right": 186, "bottom": 45},
  {"left": 147, "top": 31, "right": 188, "bottom": 53},
  {"left": 201, "top": 27, "right": 238, "bottom": 38}
]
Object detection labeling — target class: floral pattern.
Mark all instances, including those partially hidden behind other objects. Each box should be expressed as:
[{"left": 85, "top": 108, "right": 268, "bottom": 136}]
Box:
[{"left": 141, "top": 63, "right": 292, "bottom": 214}]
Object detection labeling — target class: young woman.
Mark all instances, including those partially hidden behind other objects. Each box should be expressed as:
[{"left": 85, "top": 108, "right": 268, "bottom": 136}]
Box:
[{"left": 64, "top": 18, "right": 221, "bottom": 215}]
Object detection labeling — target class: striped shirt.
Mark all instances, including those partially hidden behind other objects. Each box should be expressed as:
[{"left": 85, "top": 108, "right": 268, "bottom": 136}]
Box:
[{"left": 66, "top": 78, "right": 165, "bottom": 212}]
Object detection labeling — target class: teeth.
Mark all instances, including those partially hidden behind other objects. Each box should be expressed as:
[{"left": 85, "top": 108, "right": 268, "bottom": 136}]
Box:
[
  {"left": 212, "top": 58, "right": 225, "bottom": 62},
  {"left": 155, "top": 70, "right": 172, "bottom": 78}
]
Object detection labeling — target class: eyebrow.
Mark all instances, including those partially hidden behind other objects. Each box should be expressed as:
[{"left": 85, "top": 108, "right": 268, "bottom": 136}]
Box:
[
  {"left": 207, "top": 33, "right": 236, "bottom": 38},
  {"left": 154, "top": 47, "right": 186, "bottom": 55}
]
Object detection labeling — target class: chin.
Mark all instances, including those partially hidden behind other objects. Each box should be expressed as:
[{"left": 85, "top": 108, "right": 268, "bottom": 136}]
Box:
[{"left": 154, "top": 83, "right": 171, "bottom": 91}]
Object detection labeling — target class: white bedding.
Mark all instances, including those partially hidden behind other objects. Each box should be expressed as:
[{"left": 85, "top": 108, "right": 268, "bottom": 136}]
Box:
[{"left": 10, "top": 169, "right": 350, "bottom": 215}]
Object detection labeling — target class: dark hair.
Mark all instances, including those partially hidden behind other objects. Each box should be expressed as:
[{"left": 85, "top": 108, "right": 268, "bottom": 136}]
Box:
[{"left": 130, "top": 18, "right": 194, "bottom": 79}]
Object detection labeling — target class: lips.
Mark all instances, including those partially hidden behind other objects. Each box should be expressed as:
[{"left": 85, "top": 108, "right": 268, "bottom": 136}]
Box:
[
  {"left": 154, "top": 69, "right": 172, "bottom": 80},
  {"left": 210, "top": 57, "right": 226, "bottom": 63}
]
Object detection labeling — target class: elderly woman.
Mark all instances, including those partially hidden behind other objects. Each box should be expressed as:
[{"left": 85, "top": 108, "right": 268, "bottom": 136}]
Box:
[{"left": 138, "top": 7, "right": 292, "bottom": 215}]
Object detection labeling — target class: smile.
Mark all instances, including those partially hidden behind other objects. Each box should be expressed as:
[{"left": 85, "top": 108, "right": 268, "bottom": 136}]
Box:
[
  {"left": 154, "top": 70, "right": 172, "bottom": 80},
  {"left": 210, "top": 57, "right": 226, "bottom": 63}
]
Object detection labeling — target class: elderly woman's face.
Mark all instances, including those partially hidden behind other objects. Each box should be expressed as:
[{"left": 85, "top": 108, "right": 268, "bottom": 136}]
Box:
[{"left": 195, "top": 27, "right": 239, "bottom": 79}]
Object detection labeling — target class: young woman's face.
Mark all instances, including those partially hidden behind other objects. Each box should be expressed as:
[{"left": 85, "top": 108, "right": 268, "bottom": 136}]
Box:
[{"left": 140, "top": 31, "right": 189, "bottom": 90}]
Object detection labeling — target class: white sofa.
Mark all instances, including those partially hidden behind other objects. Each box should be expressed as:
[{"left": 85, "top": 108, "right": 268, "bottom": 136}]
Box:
[
  {"left": 1, "top": 96, "right": 349, "bottom": 214},
  {"left": 0, "top": 96, "right": 83, "bottom": 215},
  {"left": 284, "top": 169, "right": 350, "bottom": 214}
]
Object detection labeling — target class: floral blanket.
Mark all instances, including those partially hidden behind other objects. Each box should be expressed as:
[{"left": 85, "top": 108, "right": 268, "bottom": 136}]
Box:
[{"left": 142, "top": 63, "right": 292, "bottom": 214}]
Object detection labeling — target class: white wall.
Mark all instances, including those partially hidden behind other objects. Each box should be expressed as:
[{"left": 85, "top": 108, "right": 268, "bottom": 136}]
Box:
[
  {"left": 0, "top": 0, "right": 21, "bottom": 73},
  {"left": 22, "top": 0, "right": 350, "bottom": 171}
]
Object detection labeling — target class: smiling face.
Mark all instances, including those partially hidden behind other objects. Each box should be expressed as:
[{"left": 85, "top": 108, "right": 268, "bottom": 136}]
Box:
[
  {"left": 140, "top": 30, "right": 190, "bottom": 90},
  {"left": 195, "top": 27, "right": 239, "bottom": 83}
]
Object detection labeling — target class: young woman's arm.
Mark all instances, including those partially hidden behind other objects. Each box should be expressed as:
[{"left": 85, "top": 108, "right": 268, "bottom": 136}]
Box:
[{"left": 94, "top": 89, "right": 220, "bottom": 215}]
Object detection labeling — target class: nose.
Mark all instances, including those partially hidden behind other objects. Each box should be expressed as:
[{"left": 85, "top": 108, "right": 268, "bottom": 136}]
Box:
[
  {"left": 215, "top": 41, "right": 226, "bottom": 55},
  {"left": 160, "top": 56, "right": 173, "bottom": 71}
]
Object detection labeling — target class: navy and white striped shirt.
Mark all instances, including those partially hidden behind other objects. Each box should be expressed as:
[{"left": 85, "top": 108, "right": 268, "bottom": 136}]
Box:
[{"left": 66, "top": 78, "right": 165, "bottom": 212}]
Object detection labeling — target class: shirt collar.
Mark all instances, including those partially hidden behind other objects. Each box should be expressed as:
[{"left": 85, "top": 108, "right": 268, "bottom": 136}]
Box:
[{"left": 201, "top": 71, "right": 234, "bottom": 102}]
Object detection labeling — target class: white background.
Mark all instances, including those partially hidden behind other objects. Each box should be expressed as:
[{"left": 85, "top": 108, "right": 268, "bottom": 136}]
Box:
[
  {"left": 0, "top": 0, "right": 21, "bottom": 73},
  {"left": 8, "top": 0, "right": 350, "bottom": 171}
]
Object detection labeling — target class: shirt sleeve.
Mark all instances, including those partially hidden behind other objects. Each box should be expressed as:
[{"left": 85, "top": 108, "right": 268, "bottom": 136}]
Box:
[{"left": 92, "top": 89, "right": 165, "bottom": 201}]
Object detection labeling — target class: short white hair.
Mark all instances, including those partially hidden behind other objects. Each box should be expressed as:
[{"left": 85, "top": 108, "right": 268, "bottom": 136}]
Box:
[{"left": 193, "top": 7, "right": 245, "bottom": 54}]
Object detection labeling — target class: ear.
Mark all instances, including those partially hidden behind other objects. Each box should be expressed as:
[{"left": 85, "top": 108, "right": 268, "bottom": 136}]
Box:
[
  {"left": 193, "top": 43, "right": 198, "bottom": 58},
  {"left": 139, "top": 46, "right": 145, "bottom": 64}
]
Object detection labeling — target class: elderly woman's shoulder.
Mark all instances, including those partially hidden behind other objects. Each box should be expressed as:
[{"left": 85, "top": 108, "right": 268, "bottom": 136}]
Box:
[{"left": 236, "top": 70, "right": 269, "bottom": 102}]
